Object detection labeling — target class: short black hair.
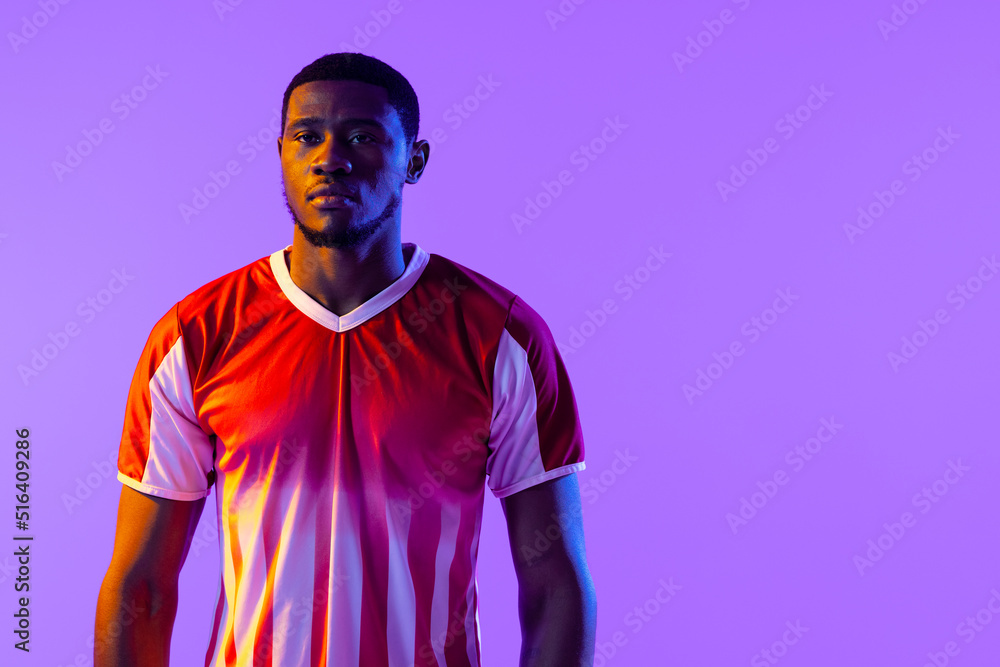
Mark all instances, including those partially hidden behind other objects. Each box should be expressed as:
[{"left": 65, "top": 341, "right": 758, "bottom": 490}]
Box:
[{"left": 281, "top": 52, "right": 420, "bottom": 147}]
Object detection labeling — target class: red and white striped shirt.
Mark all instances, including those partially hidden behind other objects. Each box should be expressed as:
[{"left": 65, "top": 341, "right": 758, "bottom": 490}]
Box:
[{"left": 116, "top": 242, "right": 586, "bottom": 666}]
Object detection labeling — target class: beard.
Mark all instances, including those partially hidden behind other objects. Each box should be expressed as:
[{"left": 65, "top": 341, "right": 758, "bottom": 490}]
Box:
[{"left": 282, "top": 179, "right": 401, "bottom": 249}]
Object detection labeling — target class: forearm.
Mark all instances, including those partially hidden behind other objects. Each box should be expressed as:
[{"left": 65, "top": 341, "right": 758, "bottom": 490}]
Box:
[
  {"left": 518, "top": 576, "right": 597, "bottom": 667},
  {"left": 94, "top": 574, "right": 177, "bottom": 667}
]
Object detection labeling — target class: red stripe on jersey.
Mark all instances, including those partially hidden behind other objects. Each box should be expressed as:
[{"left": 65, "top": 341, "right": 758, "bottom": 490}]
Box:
[
  {"left": 409, "top": 501, "right": 441, "bottom": 665},
  {"left": 252, "top": 469, "right": 281, "bottom": 666},
  {"left": 309, "top": 437, "right": 334, "bottom": 667},
  {"left": 354, "top": 390, "right": 392, "bottom": 667},
  {"left": 444, "top": 500, "right": 479, "bottom": 667}
]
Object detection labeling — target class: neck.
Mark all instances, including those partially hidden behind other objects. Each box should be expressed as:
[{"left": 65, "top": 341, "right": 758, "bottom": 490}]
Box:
[{"left": 287, "top": 230, "right": 408, "bottom": 317}]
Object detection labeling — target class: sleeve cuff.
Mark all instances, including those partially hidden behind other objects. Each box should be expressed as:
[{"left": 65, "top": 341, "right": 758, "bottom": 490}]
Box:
[
  {"left": 490, "top": 461, "right": 586, "bottom": 499},
  {"left": 117, "top": 470, "right": 210, "bottom": 501}
]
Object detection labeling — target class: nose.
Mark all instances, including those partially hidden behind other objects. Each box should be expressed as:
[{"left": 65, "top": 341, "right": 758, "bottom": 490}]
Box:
[{"left": 313, "top": 136, "right": 352, "bottom": 175}]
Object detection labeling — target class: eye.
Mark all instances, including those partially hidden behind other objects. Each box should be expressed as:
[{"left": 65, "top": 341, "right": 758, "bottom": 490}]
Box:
[{"left": 294, "top": 133, "right": 373, "bottom": 145}]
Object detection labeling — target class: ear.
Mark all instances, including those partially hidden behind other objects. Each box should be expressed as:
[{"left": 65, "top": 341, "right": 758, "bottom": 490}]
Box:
[
  {"left": 276, "top": 136, "right": 283, "bottom": 157},
  {"left": 405, "top": 139, "right": 430, "bottom": 184}
]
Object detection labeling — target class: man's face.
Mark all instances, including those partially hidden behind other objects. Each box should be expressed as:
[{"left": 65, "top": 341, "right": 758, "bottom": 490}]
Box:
[{"left": 278, "top": 79, "right": 415, "bottom": 249}]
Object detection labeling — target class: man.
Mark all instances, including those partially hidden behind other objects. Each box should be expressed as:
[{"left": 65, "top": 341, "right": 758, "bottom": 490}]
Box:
[{"left": 95, "top": 52, "right": 596, "bottom": 666}]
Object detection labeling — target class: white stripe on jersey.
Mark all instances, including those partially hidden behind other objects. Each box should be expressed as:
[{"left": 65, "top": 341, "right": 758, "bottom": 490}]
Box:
[
  {"left": 430, "top": 502, "right": 461, "bottom": 664},
  {"left": 272, "top": 480, "right": 316, "bottom": 664},
  {"left": 386, "top": 498, "right": 417, "bottom": 666},
  {"left": 329, "top": 481, "right": 364, "bottom": 665},
  {"left": 141, "top": 335, "right": 213, "bottom": 500}
]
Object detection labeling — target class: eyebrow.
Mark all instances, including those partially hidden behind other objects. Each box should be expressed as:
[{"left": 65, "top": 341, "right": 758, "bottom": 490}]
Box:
[{"left": 285, "top": 116, "right": 386, "bottom": 134}]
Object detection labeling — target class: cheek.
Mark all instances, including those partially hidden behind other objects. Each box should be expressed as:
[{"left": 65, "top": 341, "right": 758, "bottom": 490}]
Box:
[
  {"left": 373, "top": 172, "right": 400, "bottom": 193},
  {"left": 282, "top": 171, "right": 306, "bottom": 194}
]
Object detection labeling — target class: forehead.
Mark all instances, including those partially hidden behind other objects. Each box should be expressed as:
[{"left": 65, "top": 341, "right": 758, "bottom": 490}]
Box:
[{"left": 286, "top": 79, "right": 399, "bottom": 129}]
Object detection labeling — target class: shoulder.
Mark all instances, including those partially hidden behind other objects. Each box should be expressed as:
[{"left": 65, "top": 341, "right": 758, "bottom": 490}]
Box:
[
  {"left": 420, "top": 249, "right": 559, "bottom": 362},
  {"left": 174, "top": 249, "right": 282, "bottom": 328},
  {"left": 420, "top": 248, "right": 557, "bottom": 337},
  {"left": 140, "top": 250, "right": 286, "bottom": 366},
  {"left": 420, "top": 250, "right": 547, "bottom": 318},
  {"left": 421, "top": 250, "right": 516, "bottom": 309}
]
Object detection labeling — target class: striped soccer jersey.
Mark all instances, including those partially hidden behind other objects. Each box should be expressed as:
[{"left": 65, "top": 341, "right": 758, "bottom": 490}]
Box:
[{"left": 116, "top": 241, "right": 586, "bottom": 666}]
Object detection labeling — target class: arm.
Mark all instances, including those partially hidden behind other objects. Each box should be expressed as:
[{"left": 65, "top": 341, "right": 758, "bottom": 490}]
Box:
[
  {"left": 94, "top": 484, "right": 206, "bottom": 666},
  {"left": 501, "top": 472, "right": 597, "bottom": 667}
]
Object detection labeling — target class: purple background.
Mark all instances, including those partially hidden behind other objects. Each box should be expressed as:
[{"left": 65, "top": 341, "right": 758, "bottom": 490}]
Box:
[{"left": 3, "top": 0, "right": 999, "bottom": 665}]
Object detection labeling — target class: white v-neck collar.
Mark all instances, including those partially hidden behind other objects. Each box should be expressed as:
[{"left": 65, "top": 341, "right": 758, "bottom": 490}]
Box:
[{"left": 269, "top": 242, "right": 429, "bottom": 333}]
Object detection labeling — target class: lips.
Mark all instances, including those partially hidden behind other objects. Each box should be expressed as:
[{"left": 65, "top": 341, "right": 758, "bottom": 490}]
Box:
[{"left": 308, "top": 185, "right": 356, "bottom": 200}]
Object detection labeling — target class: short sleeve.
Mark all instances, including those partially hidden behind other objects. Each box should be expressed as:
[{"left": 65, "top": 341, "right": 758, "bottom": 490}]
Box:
[
  {"left": 485, "top": 295, "right": 586, "bottom": 499},
  {"left": 117, "top": 303, "right": 216, "bottom": 501}
]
